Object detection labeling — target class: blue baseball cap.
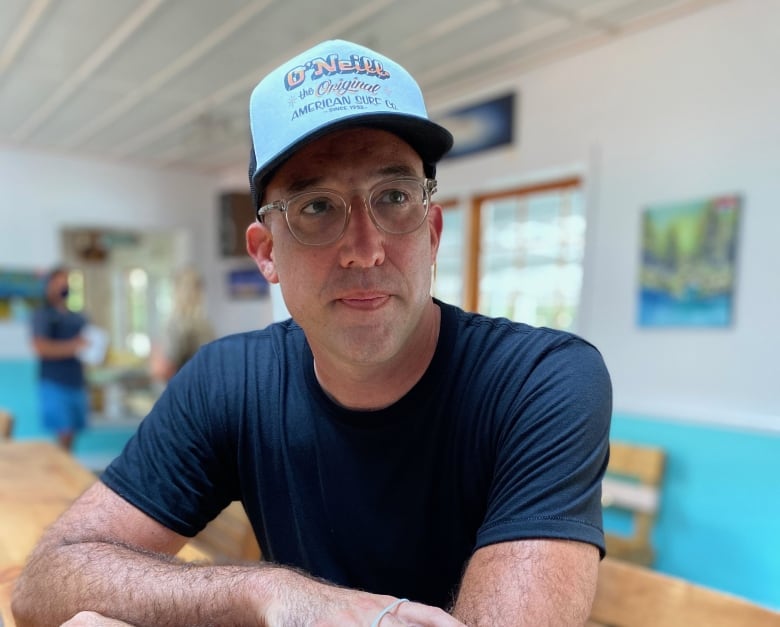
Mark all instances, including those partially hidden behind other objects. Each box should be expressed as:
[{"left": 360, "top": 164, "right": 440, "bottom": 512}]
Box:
[{"left": 248, "top": 39, "right": 453, "bottom": 205}]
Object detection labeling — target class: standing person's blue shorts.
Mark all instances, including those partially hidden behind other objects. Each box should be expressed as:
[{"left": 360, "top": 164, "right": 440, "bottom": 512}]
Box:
[{"left": 39, "top": 380, "right": 88, "bottom": 435}]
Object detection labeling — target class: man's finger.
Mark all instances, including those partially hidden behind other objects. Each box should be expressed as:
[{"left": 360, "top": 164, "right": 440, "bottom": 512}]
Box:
[{"left": 59, "top": 611, "right": 135, "bottom": 626}]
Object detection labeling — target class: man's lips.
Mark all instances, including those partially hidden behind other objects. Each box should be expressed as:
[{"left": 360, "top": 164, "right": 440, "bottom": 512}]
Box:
[{"left": 336, "top": 293, "right": 390, "bottom": 310}]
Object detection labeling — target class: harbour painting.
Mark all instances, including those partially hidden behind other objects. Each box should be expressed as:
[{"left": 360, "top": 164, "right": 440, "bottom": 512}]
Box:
[
  {"left": 0, "top": 269, "right": 44, "bottom": 321},
  {"left": 638, "top": 194, "right": 741, "bottom": 327}
]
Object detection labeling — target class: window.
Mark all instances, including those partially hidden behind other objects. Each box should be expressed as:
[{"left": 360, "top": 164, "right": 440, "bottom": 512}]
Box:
[
  {"left": 433, "top": 198, "right": 467, "bottom": 307},
  {"left": 123, "top": 268, "right": 152, "bottom": 358},
  {"left": 433, "top": 177, "right": 585, "bottom": 331},
  {"left": 478, "top": 179, "right": 584, "bottom": 330}
]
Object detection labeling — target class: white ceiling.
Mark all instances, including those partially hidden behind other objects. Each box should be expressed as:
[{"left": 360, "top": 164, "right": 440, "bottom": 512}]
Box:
[{"left": 0, "top": 0, "right": 721, "bottom": 176}]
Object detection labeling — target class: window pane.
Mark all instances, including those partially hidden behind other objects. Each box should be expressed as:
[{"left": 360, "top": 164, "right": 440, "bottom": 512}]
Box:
[
  {"left": 478, "top": 187, "right": 584, "bottom": 330},
  {"left": 66, "top": 270, "right": 85, "bottom": 312},
  {"left": 433, "top": 204, "right": 466, "bottom": 307},
  {"left": 125, "top": 268, "right": 150, "bottom": 357}
]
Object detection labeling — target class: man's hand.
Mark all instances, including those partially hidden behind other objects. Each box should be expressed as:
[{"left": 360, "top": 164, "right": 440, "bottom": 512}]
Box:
[
  {"left": 12, "top": 483, "right": 465, "bottom": 627},
  {"left": 51, "top": 575, "right": 465, "bottom": 627},
  {"left": 261, "top": 568, "right": 465, "bottom": 626}
]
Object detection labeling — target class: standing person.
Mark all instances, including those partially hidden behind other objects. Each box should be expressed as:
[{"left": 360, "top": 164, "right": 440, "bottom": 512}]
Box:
[
  {"left": 30, "top": 266, "right": 88, "bottom": 451},
  {"left": 150, "top": 267, "right": 215, "bottom": 383},
  {"left": 13, "top": 40, "right": 612, "bottom": 627}
]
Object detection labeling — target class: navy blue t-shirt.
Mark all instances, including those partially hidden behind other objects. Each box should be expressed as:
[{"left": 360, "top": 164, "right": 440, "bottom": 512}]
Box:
[
  {"left": 31, "top": 304, "right": 87, "bottom": 388},
  {"left": 102, "top": 300, "right": 611, "bottom": 608}
]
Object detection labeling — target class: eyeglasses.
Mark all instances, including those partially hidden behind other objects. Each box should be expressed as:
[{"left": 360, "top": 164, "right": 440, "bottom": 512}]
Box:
[{"left": 256, "top": 177, "right": 437, "bottom": 246}]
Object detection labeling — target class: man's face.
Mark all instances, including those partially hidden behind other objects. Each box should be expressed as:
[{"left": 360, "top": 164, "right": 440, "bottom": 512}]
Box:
[
  {"left": 46, "top": 271, "right": 69, "bottom": 304},
  {"left": 248, "top": 127, "right": 443, "bottom": 369}
]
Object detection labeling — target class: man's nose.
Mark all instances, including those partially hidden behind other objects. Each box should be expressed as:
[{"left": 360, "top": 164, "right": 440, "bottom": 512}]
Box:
[{"left": 338, "top": 194, "right": 386, "bottom": 267}]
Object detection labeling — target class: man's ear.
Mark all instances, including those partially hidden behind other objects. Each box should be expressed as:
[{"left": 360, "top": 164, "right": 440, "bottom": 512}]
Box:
[
  {"left": 428, "top": 203, "right": 444, "bottom": 265},
  {"left": 246, "top": 222, "right": 279, "bottom": 284}
]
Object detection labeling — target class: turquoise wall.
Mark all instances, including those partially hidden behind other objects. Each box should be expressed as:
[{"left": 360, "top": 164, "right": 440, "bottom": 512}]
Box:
[
  {"left": 610, "top": 412, "right": 780, "bottom": 610},
  {"left": 0, "top": 359, "right": 39, "bottom": 438},
  {"left": 0, "top": 359, "right": 136, "bottom": 469},
  {"left": 1, "top": 359, "right": 777, "bottom": 609}
]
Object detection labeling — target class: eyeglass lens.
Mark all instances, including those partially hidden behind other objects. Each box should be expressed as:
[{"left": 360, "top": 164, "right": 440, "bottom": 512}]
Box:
[{"left": 286, "top": 178, "right": 428, "bottom": 245}]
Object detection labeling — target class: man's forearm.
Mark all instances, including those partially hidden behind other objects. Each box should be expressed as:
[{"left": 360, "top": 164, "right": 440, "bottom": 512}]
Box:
[
  {"left": 12, "top": 540, "right": 279, "bottom": 627},
  {"left": 33, "top": 336, "right": 83, "bottom": 359},
  {"left": 14, "top": 538, "right": 465, "bottom": 627},
  {"left": 451, "top": 540, "right": 599, "bottom": 626}
]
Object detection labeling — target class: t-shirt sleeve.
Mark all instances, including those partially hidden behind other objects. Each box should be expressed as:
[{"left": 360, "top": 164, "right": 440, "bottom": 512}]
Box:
[
  {"left": 475, "top": 336, "right": 612, "bottom": 555},
  {"left": 100, "top": 347, "right": 240, "bottom": 537}
]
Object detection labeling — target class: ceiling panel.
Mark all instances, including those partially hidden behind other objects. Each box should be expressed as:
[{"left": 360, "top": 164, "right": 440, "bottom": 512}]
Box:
[
  {"left": 346, "top": 0, "right": 497, "bottom": 57},
  {"left": 409, "top": 5, "right": 566, "bottom": 78},
  {"left": 593, "top": 0, "right": 694, "bottom": 26},
  {"left": 11, "top": 0, "right": 139, "bottom": 82},
  {"left": 90, "top": 0, "right": 257, "bottom": 87},
  {"left": 0, "top": 0, "right": 31, "bottom": 56},
  {"left": 509, "top": 19, "right": 608, "bottom": 64},
  {"left": 133, "top": 115, "right": 248, "bottom": 163},
  {"left": 77, "top": 92, "right": 202, "bottom": 152},
  {"left": 26, "top": 81, "right": 137, "bottom": 143},
  {"left": 0, "top": 0, "right": 724, "bottom": 174},
  {"left": 0, "top": 71, "right": 58, "bottom": 134},
  {"left": 153, "top": 21, "right": 271, "bottom": 102}
]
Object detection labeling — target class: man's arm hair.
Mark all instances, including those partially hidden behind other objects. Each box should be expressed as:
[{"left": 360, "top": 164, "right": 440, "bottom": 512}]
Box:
[
  {"left": 12, "top": 482, "right": 462, "bottom": 627},
  {"left": 451, "top": 539, "right": 599, "bottom": 627},
  {"left": 11, "top": 482, "right": 274, "bottom": 626}
]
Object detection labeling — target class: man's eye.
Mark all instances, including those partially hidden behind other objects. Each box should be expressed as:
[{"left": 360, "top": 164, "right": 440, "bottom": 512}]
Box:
[
  {"left": 378, "top": 189, "right": 410, "bottom": 205},
  {"left": 299, "top": 198, "right": 335, "bottom": 216}
]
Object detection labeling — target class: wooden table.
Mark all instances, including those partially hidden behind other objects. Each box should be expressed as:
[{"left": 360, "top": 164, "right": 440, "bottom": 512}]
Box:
[
  {"left": 0, "top": 440, "right": 207, "bottom": 626},
  {"left": 0, "top": 440, "right": 97, "bottom": 567}
]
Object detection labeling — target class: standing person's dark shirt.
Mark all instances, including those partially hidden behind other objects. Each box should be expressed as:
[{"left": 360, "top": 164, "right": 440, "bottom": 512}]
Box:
[{"left": 32, "top": 304, "right": 87, "bottom": 387}]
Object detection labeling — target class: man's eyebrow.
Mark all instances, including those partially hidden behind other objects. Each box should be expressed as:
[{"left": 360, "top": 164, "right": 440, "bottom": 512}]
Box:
[
  {"left": 376, "top": 164, "right": 419, "bottom": 178},
  {"left": 287, "top": 177, "right": 322, "bottom": 194},
  {"left": 284, "top": 164, "right": 421, "bottom": 194}
]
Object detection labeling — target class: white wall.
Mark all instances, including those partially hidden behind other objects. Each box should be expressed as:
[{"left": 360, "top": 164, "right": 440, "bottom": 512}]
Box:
[
  {"left": 0, "top": 148, "right": 273, "bottom": 356},
  {"left": 431, "top": 0, "right": 779, "bottom": 431}
]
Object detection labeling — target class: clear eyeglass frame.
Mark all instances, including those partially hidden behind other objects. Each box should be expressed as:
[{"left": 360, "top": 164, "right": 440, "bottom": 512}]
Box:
[{"left": 256, "top": 176, "right": 438, "bottom": 246}]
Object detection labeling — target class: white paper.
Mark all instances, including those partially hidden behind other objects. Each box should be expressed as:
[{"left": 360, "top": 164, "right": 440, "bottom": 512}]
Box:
[{"left": 78, "top": 324, "right": 110, "bottom": 366}]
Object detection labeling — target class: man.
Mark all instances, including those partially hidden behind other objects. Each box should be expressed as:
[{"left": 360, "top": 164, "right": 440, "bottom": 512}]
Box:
[
  {"left": 30, "top": 266, "right": 88, "bottom": 451},
  {"left": 13, "top": 40, "right": 611, "bottom": 626}
]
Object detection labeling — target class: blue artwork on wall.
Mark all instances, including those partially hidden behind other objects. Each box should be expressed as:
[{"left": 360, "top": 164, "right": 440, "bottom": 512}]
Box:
[
  {"left": 436, "top": 92, "right": 515, "bottom": 160},
  {"left": 227, "top": 267, "right": 268, "bottom": 299},
  {"left": 638, "top": 194, "right": 741, "bottom": 327},
  {"left": 0, "top": 269, "right": 44, "bottom": 321}
]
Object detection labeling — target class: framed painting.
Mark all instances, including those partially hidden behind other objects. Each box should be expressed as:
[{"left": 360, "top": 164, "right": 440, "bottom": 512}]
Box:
[
  {"left": 638, "top": 194, "right": 741, "bottom": 327},
  {"left": 0, "top": 269, "right": 44, "bottom": 321},
  {"left": 227, "top": 267, "right": 268, "bottom": 299},
  {"left": 436, "top": 92, "right": 515, "bottom": 160}
]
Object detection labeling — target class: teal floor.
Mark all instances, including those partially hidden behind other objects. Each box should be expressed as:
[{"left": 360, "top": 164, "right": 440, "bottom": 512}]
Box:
[
  {"left": 72, "top": 419, "right": 141, "bottom": 471},
  {"left": 0, "top": 359, "right": 143, "bottom": 471},
  {"left": 16, "top": 418, "right": 142, "bottom": 472}
]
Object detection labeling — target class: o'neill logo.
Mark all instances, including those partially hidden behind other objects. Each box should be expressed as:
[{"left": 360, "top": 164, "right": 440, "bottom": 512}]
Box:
[{"left": 284, "top": 53, "right": 390, "bottom": 91}]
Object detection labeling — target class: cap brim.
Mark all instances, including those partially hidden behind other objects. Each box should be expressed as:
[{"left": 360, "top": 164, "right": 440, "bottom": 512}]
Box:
[{"left": 251, "top": 113, "right": 453, "bottom": 202}]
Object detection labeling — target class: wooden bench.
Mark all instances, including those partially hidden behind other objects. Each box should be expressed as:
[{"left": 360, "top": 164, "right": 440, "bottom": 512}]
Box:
[
  {"left": 0, "top": 409, "right": 13, "bottom": 439},
  {"left": 603, "top": 441, "right": 665, "bottom": 566},
  {"left": 190, "top": 501, "right": 261, "bottom": 563},
  {"left": 589, "top": 557, "right": 779, "bottom": 626}
]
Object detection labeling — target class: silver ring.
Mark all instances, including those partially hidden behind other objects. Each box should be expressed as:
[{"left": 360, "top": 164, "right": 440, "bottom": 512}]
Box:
[{"left": 370, "top": 597, "right": 409, "bottom": 627}]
